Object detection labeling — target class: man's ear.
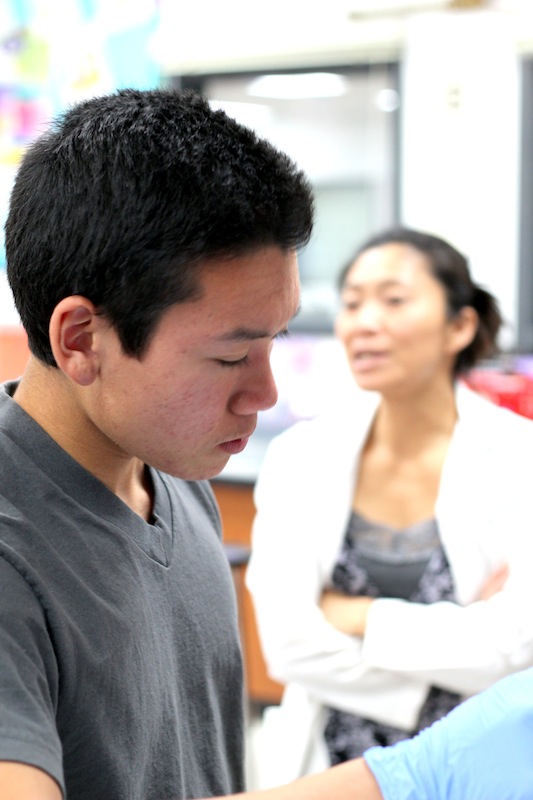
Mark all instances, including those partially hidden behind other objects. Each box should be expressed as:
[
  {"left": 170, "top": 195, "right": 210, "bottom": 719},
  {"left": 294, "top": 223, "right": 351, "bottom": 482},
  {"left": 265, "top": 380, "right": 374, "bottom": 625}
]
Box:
[
  {"left": 447, "top": 305, "right": 479, "bottom": 356},
  {"left": 49, "top": 296, "right": 100, "bottom": 386}
]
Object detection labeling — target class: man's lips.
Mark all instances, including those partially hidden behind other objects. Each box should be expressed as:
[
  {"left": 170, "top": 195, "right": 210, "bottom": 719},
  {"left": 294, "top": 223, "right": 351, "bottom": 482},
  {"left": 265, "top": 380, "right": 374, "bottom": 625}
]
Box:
[{"left": 218, "top": 430, "right": 255, "bottom": 455}]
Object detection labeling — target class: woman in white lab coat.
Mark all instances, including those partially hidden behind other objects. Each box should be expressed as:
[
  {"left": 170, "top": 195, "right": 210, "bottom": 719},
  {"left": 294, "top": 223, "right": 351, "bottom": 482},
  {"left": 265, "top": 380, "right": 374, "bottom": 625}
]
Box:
[{"left": 246, "top": 227, "right": 533, "bottom": 787}]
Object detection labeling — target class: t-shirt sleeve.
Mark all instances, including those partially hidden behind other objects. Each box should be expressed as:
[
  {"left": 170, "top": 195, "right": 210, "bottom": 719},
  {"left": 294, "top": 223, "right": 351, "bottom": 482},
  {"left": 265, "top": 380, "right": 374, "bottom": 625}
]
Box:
[
  {"left": 0, "top": 554, "right": 64, "bottom": 793},
  {"left": 364, "top": 668, "right": 533, "bottom": 800}
]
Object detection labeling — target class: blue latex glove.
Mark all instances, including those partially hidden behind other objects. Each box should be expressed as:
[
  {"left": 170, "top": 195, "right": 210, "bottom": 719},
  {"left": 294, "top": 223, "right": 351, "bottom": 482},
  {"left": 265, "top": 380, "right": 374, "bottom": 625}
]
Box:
[{"left": 364, "top": 668, "right": 533, "bottom": 800}]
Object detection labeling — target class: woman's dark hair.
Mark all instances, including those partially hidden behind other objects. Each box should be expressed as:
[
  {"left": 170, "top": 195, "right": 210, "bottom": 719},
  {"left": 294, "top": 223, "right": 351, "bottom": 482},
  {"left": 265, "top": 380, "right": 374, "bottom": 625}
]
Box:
[
  {"left": 5, "top": 88, "right": 314, "bottom": 367},
  {"left": 338, "top": 226, "right": 502, "bottom": 375}
]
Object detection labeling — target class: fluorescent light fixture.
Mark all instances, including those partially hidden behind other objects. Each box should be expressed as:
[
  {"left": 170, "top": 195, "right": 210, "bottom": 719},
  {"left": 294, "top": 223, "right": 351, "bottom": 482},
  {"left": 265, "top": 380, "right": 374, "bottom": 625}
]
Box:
[
  {"left": 247, "top": 72, "right": 348, "bottom": 100},
  {"left": 209, "top": 100, "right": 273, "bottom": 129}
]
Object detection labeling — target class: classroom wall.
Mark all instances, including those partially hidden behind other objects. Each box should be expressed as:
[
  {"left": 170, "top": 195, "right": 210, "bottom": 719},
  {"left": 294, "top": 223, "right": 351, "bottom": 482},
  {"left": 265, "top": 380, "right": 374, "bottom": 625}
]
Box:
[
  {"left": 2, "top": 0, "right": 533, "bottom": 363},
  {"left": 156, "top": 0, "right": 533, "bottom": 349},
  {"left": 401, "top": 10, "right": 521, "bottom": 348},
  {"left": 0, "top": 0, "right": 161, "bottom": 379}
]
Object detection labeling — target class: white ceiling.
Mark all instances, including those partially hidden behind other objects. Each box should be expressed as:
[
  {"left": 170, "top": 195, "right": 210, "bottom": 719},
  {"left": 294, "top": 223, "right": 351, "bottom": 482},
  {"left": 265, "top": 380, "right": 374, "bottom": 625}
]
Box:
[{"left": 155, "top": 0, "right": 533, "bottom": 76}]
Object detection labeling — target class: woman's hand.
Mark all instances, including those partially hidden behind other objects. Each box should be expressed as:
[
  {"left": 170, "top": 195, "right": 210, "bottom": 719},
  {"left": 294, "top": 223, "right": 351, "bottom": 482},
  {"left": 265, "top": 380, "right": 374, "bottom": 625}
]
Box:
[
  {"left": 319, "top": 590, "right": 374, "bottom": 637},
  {"left": 320, "top": 562, "right": 509, "bottom": 638},
  {"left": 477, "top": 563, "right": 509, "bottom": 601}
]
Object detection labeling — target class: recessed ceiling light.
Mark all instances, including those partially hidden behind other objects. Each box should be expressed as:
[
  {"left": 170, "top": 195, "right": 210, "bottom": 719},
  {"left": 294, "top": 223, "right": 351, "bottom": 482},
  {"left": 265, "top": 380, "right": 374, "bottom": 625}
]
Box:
[
  {"left": 209, "top": 100, "right": 273, "bottom": 129},
  {"left": 247, "top": 72, "right": 348, "bottom": 100}
]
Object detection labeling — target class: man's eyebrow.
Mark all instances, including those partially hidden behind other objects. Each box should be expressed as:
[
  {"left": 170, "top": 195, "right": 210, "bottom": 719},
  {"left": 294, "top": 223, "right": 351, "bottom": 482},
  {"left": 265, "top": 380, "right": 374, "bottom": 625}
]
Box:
[
  {"left": 216, "top": 327, "right": 290, "bottom": 342},
  {"left": 215, "top": 307, "right": 301, "bottom": 342}
]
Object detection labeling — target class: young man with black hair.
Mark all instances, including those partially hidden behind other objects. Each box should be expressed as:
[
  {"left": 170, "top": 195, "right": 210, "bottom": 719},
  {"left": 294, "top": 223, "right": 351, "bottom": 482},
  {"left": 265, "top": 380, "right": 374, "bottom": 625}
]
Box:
[{"left": 0, "top": 87, "right": 313, "bottom": 800}]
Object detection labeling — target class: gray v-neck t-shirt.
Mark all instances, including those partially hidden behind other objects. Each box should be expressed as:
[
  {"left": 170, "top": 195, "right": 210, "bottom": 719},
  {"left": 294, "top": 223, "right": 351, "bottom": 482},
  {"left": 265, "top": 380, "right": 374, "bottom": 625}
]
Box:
[{"left": 0, "top": 380, "right": 244, "bottom": 799}]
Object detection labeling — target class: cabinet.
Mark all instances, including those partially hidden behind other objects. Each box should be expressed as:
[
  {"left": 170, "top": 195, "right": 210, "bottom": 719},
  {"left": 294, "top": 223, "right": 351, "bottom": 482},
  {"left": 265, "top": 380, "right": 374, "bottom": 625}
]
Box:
[{"left": 211, "top": 480, "right": 283, "bottom": 706}]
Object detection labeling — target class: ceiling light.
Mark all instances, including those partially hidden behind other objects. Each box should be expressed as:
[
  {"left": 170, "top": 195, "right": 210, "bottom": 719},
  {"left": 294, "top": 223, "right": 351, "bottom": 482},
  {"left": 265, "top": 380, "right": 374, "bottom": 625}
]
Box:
[
  {"left": 209, "top": 100, "right": 273, "bottom": 129},
  {"left": 246, "top": 73, "right": 348, "bottom": 100}
]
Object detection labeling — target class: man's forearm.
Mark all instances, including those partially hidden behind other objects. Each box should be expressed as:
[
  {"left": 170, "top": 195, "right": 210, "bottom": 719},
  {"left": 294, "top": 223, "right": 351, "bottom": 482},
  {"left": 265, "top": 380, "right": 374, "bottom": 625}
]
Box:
[{"left": 198, "top": 758, "right": 383, "bottom": 800}]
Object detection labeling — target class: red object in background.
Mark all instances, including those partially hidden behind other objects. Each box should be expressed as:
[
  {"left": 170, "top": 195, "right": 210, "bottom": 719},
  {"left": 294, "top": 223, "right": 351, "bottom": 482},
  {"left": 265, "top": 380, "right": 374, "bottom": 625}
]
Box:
[
  {"left": 0, "top": 326, "right": 30, "bottom": 382},
  {"left": 463, "top": 369, "right": 533, "bottom": 420}
]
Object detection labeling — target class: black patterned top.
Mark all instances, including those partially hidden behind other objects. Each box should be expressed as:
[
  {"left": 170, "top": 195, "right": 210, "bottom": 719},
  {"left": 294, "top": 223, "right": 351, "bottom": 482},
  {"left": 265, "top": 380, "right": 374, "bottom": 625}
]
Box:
[{"left": 324, "top": 510, "right": 462, "bottom": 764}]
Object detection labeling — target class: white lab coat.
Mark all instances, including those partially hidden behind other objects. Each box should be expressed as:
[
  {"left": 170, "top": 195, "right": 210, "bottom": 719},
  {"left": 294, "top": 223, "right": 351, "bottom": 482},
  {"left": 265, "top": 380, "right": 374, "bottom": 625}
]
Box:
[{"left": 246, "top": 382, "right": 533, "bottom": 786}]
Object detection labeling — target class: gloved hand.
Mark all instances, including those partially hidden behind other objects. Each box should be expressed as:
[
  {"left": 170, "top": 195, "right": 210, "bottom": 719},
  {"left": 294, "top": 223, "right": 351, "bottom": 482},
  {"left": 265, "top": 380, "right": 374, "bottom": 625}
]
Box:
[{"left": 364, "top": 667, "right": 533, "bottom": 800}]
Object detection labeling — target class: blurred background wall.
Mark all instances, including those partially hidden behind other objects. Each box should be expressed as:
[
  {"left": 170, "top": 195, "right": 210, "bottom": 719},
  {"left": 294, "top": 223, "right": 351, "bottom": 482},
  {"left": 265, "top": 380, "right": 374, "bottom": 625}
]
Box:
[
  {"left": 1, "top": 0, "right": 533, "bottom": 391},
  {"left": 0, "top": 0, "right": 161, "bottom": 375}
]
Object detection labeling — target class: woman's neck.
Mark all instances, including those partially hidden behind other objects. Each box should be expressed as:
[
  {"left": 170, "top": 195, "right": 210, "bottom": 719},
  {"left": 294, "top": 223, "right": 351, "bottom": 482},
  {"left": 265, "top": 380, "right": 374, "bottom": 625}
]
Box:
[{"left": 371, "top": 378, "right": 458, "bottom": 456}]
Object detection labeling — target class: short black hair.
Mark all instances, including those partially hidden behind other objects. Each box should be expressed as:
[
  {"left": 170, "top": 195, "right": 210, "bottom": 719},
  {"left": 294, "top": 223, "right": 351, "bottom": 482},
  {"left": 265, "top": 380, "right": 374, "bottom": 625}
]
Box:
[
  {"left": 6, "top": 88, "right": 314, "bottom": 366},
  {"left": 338, "top": 226, "right": 502, "bottom": 375}
]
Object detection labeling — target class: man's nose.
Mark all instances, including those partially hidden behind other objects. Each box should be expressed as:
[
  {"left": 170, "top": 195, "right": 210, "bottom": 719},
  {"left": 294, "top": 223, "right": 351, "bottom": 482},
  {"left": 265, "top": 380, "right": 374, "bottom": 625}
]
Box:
[{"left": 230, "top": 362, "right": 278, "bottom": 415}]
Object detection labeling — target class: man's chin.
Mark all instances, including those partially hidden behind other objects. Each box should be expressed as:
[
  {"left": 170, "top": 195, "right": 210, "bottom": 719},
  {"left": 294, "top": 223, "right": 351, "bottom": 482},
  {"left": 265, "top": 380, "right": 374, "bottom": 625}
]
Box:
[{"left": 162, "top": 455, "right": 232, "bottom": 482}]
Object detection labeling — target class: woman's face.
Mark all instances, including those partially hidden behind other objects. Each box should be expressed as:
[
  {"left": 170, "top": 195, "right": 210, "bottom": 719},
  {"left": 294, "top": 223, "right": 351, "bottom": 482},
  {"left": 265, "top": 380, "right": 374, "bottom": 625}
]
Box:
[{"left": 335, "top": 242, "right": 464, "bottom": 397}]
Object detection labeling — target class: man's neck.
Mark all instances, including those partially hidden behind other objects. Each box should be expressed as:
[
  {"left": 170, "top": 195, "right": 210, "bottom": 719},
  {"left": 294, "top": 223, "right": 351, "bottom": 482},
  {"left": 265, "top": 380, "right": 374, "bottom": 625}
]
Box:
[{"left": 14, "top": 357, "right": 154, "bottom": 521}]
